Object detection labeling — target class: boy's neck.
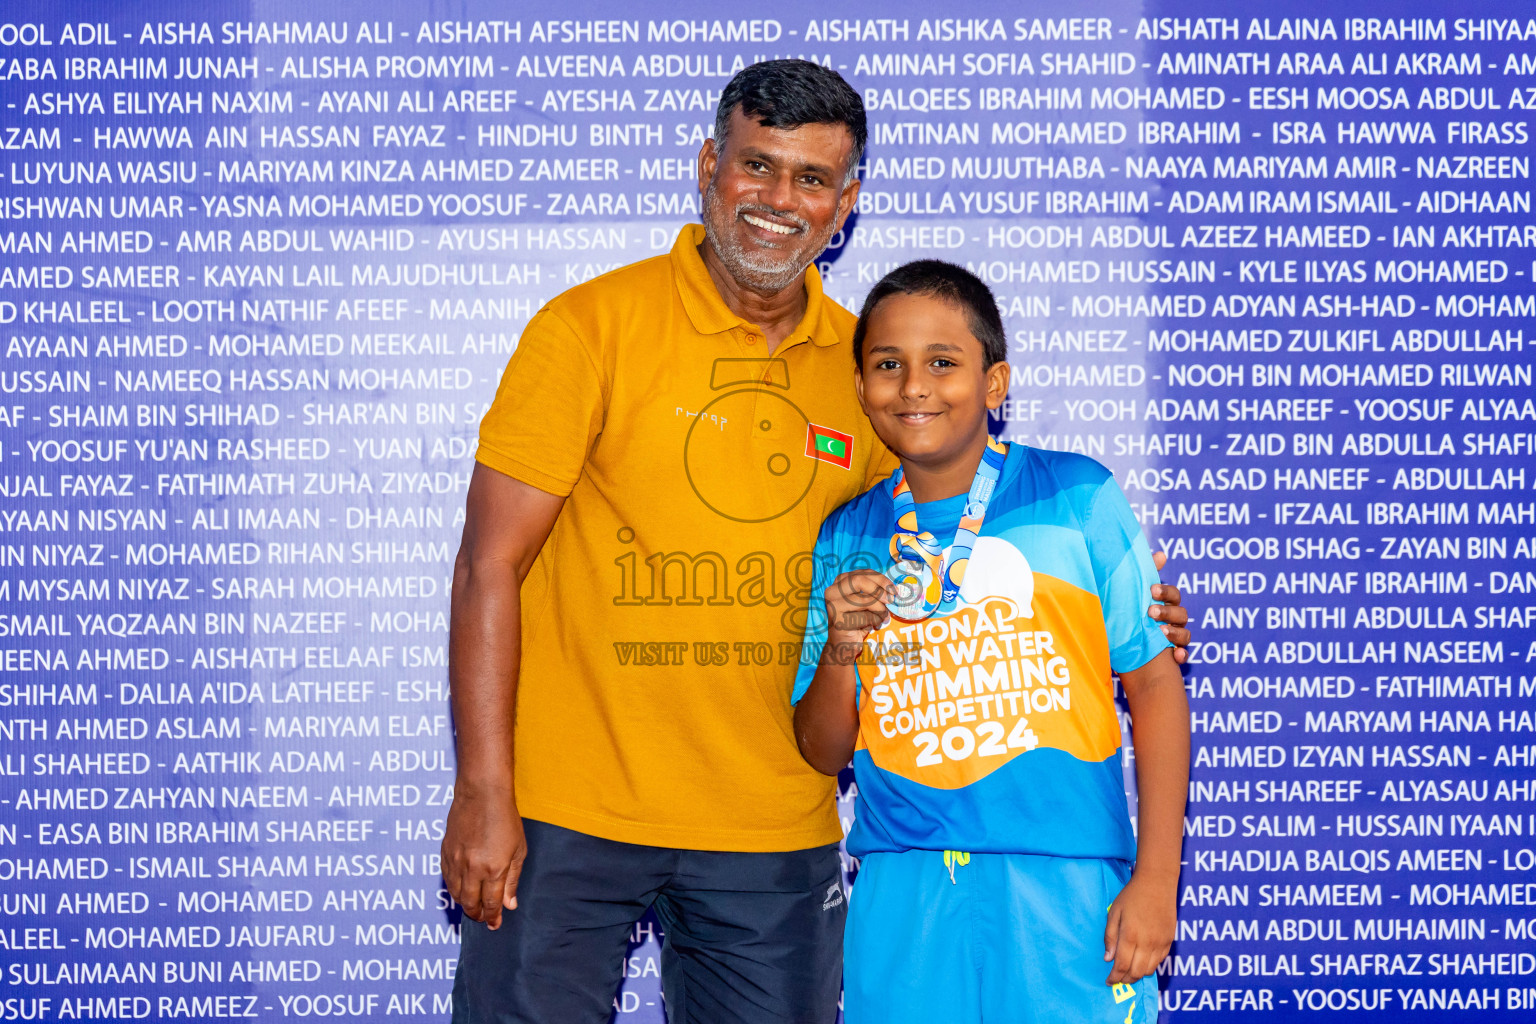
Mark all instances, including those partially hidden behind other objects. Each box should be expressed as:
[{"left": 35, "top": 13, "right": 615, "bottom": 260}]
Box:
[{"left": 900, "top": 432, "right": 992, "bottom": 505}]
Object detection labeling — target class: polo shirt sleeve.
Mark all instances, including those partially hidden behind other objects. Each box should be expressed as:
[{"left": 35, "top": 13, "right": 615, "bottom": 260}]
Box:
[
  {"left": 790, "top": 516, "right": 842, "bottom": 705},
  {"left": 1082, "top": 470, "right": 1173, "bottom": 674},
  {"left": 475, "top": 305, "right": 605, "bottom": 497}
]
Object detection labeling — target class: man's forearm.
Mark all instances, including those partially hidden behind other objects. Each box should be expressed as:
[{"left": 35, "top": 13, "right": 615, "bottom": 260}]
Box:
[
  {"left": 449, "top": 554, "right": 522, "bottom": 792},
  {"left": 441, "top": 467, "right": 563, "bottom": 927},
  {"left": 1121, "top": 652, "right": 1190, "bottom": 884}
]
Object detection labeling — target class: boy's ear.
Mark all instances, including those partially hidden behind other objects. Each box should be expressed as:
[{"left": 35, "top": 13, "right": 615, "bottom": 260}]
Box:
[
  {"left": 984, "top": 362, "right": 1010, "bottom": 410},
  {"left": 854, "top": 363, "right": 867, "bottom": 411}
]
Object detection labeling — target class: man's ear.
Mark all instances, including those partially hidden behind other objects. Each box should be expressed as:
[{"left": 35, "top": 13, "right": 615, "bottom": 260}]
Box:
[
  {"left": 696, "top": 136, "right": 718, "bottom": 197},
  {"left": 985, "top": 362, "right": 1011, "bottom": 410},
  {"left": 833, "top": 175, "right": 861, "bottom": 234}
]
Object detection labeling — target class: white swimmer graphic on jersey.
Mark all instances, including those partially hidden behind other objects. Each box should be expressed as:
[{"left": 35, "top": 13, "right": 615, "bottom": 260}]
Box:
[{"left": 957, "top": 537, "right": 1035, "bottom": 619}]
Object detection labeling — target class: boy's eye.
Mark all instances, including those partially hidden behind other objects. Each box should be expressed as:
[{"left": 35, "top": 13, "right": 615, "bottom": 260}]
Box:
[
  {"left": 875, "top": 358, "right": 900, "bottom": 370},
  {"left": 932, "top": 358, "right": 956, "bottom": 369}
]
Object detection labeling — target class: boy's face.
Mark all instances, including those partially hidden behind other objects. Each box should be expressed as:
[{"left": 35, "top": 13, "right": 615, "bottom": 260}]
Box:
[{"left": 855, "top": 292, "right": 1010, "bottom": 467}]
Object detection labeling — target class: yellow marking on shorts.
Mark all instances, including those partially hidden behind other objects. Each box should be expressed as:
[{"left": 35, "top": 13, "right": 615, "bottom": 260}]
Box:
[{"left": 1111, "top": 981, "right": 1136, "bottom": 1024}]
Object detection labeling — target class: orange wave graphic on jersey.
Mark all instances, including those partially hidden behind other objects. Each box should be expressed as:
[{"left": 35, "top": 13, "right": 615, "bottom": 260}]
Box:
[{"left": 855, "top": 575, "right": 1118, "bottom": 790}]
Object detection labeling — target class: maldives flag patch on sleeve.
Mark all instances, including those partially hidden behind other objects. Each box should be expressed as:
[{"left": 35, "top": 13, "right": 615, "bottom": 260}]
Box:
[{"left": 805, "top": 423, "right": 854, "bottom": 470}]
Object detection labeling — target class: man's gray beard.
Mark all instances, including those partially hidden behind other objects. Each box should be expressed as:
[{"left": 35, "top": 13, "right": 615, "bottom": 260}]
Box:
[{"left": 701, "top": 183, "right": 837, "bottom": 295}]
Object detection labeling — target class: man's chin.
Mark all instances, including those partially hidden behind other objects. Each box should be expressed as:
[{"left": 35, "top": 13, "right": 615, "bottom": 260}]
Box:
[
  {"left": 719, "top": 248, "right": 811, "bottom": 294},
  {"left": 703, "top": 218, "right": 827, "bottom": 294}
]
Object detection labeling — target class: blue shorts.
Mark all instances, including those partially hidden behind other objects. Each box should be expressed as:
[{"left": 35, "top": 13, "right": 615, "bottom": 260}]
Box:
[{"left": 843, "top": 850, "right": 1158, "bottom": 1024}]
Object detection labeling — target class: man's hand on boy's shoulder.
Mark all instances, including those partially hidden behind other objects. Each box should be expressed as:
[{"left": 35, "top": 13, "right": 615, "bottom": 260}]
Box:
[
  {"left": 1149, "top": 550, "right": 1191, "bottom": 663},
  {"left": 1103, "top": 872, "right": 1177, "bottom": 986}
]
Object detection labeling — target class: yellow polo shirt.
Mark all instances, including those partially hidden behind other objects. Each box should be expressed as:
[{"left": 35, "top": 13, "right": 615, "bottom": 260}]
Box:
[{"left": 476, "top": 224, "right": 896, "bottom": 851}]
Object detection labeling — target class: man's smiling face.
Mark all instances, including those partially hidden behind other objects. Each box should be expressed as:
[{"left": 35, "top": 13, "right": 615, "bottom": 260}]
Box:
[{"left": 697, "top": 106, "right": 861, "bottom": 296}]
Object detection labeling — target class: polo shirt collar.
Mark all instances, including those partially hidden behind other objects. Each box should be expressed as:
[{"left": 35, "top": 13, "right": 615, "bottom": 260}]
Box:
[{"left": 671, "top": 223, "right": 837, "bottom": 347}]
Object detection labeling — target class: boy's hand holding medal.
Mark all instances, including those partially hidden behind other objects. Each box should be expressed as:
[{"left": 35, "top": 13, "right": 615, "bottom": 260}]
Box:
[{"left": 821, "top": 570, "right": 897, "bottom": 664}]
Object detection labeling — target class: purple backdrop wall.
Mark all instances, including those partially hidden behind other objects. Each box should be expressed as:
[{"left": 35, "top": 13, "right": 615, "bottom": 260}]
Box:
[{"left": 1, "top": 0, "right": 1534, "bottom": 1020}]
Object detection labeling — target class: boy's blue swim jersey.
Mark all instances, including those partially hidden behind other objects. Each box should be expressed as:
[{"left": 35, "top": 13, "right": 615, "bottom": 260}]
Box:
[{"left": 793, "top": 445, "right": 1171, "bottom": 861}]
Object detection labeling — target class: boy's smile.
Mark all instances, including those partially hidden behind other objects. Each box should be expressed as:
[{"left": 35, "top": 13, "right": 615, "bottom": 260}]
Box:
[{"left": 855, "top": 292, "right": 1011, "bottom": 503}]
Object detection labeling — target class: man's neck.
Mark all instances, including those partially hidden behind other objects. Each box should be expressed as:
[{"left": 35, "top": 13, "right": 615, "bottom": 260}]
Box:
[
  {"left": 901, "top": 432, "right": 991, "bottom": 505},
  {"left": 698, "top": 240, "right": 808, "bottom": 353}
]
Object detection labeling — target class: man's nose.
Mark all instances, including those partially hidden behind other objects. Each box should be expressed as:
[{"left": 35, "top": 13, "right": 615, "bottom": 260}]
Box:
[{"left": 759, "top": 171, "right": 796, "bottom": 212}]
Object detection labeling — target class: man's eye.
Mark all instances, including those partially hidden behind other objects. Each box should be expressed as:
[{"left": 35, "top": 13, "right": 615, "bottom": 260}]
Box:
[{"left": 800, "top": 175, "right": 824, "bottom": 187}]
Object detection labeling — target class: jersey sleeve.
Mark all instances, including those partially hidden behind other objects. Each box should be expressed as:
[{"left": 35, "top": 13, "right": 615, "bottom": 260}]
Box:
[
  {"left": 861, "top": 442, "right": 900, "bottom": 495},
  {"left": 790, "top": 516, "right": 842, "bottom": 705},
  {"left": 475, "top": 305, "right": 605, "bottom": 497},
  {"left": 1082, "top": 472, "right": 1173, "bottom": 674}
]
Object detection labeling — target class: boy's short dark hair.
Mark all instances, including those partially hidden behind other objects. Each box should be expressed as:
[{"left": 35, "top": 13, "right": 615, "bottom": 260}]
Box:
[
  {"left": 853, "top": 260, "right": 1009, "bottom": 368},
  {"left": 714, "top": 60, "right": 867, "bottom": 184}
]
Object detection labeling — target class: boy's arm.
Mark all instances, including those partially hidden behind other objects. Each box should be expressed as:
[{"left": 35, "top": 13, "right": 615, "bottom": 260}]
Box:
[
  {"left": 1103, "top": 648, "right": 1190, "bottom": 985},
  {"left": 792, "top": 642, "right": 860, "bottom": 776},
  {"left": 793, "top": 569, "right": 894, "bottom": 775}
]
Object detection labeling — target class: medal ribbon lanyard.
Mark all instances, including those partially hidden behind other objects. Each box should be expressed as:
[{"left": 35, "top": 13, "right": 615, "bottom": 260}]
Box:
[{"left": 885, "top": 439, "right": 1009, "bottom": 623}]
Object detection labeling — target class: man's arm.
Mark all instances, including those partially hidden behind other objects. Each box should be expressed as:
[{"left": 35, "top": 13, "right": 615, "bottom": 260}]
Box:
[
  {"left": 1150, "top": 551, "right": 1190, "bottom": 663},
  {"left": 441, "top": 465, "right": 565, "bottom": 931},
  {"left": 1103, "top": 648, "right": 1190, "bottom": 984}
]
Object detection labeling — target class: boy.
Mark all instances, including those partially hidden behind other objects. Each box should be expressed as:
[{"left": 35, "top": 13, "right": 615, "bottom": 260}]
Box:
[{"left": 793, "top": 261, "right": 1189, "bottom": 1023}]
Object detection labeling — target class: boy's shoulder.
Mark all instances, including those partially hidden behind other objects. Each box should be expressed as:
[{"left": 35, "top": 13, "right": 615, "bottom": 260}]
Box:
[
  {"left": 816, "top": 472, "right": 896, "bottom": 550},
  {"left": 1014, "top": 444, "right": 1114, "bottom": 489},
  {"left": 1003, "top": 445, "right": 1116, "bottom": 512}
]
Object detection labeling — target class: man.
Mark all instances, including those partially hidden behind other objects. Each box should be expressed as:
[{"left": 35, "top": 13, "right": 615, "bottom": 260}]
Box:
[{"left": 444, "top": 60, "right": 1190, "bottom": 1024}]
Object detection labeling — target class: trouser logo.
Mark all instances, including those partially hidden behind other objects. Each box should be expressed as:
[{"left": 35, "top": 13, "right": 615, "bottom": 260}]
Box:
[{"left": 821, "top": 881, "right": 844, "bottom": 911}]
